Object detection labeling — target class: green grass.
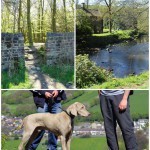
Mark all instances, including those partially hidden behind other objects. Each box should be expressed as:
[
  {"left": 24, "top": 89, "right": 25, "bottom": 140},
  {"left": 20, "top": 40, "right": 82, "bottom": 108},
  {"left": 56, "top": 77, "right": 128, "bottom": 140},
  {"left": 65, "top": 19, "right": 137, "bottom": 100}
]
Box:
[
  {"left": 2, "top": 70, "right": 32, "bottom": 89},
  {"left": 63, "top": 91, "right": 99, "bottom": 108},
  {"left": 90, "top": 71, "right": 149, "bottom": 89},
  {"left": 93, "top": 30, "right": 134, "bottom": 39},
  {"left": 2, "top": 137, "right": 108, "bottom": 150},
  {"left": 63, "top": 90, "right": 148, "bottom": 120},
  {"left": 41, "top": 64, "right": 74, "bottom": 85},
  {"left": 71, "top": 137, "right": 107, "bottom": 150},
  {"left": 2, "top": 90, "right": 149, "bottom": 120}
]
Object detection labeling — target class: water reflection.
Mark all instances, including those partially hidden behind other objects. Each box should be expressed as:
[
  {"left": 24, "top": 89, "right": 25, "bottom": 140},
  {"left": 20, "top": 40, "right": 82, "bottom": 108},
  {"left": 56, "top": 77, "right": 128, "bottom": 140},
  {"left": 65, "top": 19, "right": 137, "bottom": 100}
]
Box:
[{"left": 89, "top": 37, "right": 149, "bottom": 77}]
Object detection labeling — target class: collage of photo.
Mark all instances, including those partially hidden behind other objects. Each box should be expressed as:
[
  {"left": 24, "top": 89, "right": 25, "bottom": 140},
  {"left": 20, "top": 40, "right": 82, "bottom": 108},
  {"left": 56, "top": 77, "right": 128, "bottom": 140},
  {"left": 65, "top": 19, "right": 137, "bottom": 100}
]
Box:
[{"left": 1, "top": 0, "right": 149, "bottom": 150}]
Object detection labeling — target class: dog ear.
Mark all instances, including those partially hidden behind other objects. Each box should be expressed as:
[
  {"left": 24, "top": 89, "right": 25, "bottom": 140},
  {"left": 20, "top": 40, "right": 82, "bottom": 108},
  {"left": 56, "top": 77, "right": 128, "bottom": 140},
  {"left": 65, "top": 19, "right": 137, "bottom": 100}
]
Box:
[{"left": 70, "top": 108, "right": 77, "bottom": 116}]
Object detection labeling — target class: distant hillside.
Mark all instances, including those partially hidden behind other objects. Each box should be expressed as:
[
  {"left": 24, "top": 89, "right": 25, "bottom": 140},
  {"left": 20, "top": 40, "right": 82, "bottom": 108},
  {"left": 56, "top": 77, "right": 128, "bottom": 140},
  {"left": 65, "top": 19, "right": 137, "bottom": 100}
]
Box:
[{"left": 2, "top": 90, "right": 148, "bottom": 122}]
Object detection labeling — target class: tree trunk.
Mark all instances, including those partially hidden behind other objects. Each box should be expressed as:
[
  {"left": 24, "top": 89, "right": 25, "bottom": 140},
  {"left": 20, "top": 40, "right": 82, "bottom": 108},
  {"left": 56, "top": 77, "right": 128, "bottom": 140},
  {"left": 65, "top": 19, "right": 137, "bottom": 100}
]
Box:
[
  {"left": 13, "top": 3, "right": 17, "bottom": 33},
  {"left": 63, "top": 0, "right": 68, "bottom": 32},
  {"left": 41, "top": 0, "right": 44, "bottom": 41},
  {"left": 105, "top": 0, "right": 112, "bottom": 33},
  {"left": 52, "top": 0, "right": 56, "bottom": 32},
  {"left": 27, "top": 0, "right": 33, "bottom": 46},
  {"left": 109, "top": 9, "right": 112, "bottom": 33},
  {"left": 38, "top": 0, "right": 41, "bottom": 41},
  {"left": 18, "top": 0, "right": 22, "bottom": 32}
]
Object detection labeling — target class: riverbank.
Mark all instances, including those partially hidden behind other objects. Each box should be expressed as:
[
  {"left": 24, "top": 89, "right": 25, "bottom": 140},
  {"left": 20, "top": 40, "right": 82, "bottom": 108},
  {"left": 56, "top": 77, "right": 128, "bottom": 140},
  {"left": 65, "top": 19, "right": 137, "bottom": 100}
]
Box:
[
  {"left": 90, "top": 71, "right": 149, "bottom": 89},
  {"left": 77, "top": 30, "right": 147, "bottom": 49}
]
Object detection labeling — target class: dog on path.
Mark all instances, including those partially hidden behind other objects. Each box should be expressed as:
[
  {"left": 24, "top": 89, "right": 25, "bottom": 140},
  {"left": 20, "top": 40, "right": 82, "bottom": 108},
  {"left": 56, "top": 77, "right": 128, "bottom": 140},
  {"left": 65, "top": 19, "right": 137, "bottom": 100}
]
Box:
[{"left": 18, "top": 102, "right": 90, "bottom": 150}]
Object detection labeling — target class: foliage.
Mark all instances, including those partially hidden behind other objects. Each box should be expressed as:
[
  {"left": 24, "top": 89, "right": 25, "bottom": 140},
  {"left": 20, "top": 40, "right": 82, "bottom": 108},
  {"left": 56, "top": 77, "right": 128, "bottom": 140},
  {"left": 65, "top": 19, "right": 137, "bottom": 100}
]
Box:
[
  {"left": 41, "top": 64, "right": 74, "bottom": 85},
  {"left": 90, "top": 71, "right": 149, "bottom": 89},
  {"left": 2, "top": 0, "right": 74, "bottom": 43},
  {"left": 37, "top": 46, "right": 46, "bottom": 63},
  {"left": 14, "top": 104, "right": 36, "bottom": 117},
  {"left": 1, "top": 103, "right": 10, "bottom": 115},
  {"left": 76, "top": 54, "right": 112, "bottom": 88},
  {"left": 76, "top": 10, "right": 93, "bottom": 36},
  {"left": 2, "top": 134, "right": 8, "bottom": 150}
]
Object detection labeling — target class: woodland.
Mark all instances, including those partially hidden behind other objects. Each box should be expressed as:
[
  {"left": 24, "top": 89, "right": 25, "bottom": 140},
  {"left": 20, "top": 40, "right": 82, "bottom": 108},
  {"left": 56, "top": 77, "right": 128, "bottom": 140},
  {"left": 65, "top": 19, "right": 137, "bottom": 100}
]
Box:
[{"left": 2, "top": 0, "right": 74, "bottom": 45}]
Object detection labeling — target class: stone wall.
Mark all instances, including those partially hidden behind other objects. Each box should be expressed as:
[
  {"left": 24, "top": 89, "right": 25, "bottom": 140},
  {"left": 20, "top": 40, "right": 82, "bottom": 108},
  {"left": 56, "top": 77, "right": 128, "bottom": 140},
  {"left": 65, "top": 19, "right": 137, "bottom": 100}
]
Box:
[
  {"left": 46, "top": 32, "right": 74, "bottom": 65},
  {"left": 1, "top": 33, "right": 24, "bottom": 70}
]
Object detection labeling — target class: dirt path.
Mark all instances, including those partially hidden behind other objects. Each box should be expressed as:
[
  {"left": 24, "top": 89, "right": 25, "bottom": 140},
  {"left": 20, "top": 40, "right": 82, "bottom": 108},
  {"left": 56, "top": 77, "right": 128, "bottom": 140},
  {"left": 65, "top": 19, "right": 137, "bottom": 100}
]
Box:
[{"left": 24, "top": 44, "right": 67, "bottom": 89}]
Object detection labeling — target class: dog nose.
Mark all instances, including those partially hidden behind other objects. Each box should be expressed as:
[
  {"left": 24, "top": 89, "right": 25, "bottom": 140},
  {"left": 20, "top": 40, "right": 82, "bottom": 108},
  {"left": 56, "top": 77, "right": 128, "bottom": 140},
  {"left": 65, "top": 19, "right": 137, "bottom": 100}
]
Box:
[{"left": 88, "top": 113, "right": 91, "bottom": 116}]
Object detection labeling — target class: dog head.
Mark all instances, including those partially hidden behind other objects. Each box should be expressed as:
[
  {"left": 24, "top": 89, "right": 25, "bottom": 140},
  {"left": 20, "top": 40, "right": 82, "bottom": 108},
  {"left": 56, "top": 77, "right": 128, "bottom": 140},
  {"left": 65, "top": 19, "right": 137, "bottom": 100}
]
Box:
[{"left": 67, "top": 102, "right": 90, "bottom": 117}]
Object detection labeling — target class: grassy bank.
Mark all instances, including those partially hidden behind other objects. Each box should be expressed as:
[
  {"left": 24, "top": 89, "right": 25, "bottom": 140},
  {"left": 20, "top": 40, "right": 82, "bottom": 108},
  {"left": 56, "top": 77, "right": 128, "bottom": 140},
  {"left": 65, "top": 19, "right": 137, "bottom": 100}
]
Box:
[
  {"left": 87, "top": 30, "right": 138, "bottom": 47},
  {"left": 77, "top": 30, "right": 141, "bottom": 48},
  {"left": 90, "top": 71, "right": 149, "bottom": 89}
]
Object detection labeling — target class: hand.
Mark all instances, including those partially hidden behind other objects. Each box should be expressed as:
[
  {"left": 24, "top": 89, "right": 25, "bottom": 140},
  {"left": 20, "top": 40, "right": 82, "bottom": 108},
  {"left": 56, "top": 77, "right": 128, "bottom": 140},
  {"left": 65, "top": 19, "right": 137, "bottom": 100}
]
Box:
[
  {"left": 119, "top": 99, "right": 127, "bottom": 111},
  {"left": 52, "top": 90, "right": 58, "bottom": 97},
  {"left": 45, "top": 92, "right": 52, "bottom": 99}
]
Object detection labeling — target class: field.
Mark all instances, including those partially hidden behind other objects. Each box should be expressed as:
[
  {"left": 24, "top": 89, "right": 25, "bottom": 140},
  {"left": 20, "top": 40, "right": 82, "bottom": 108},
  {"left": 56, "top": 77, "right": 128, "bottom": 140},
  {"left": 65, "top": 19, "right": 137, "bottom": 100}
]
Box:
[
  {"left": 2, "top": 90, "right": 149, "bottom": 120},
  {"left": 3, "top": 137, "right": 108, "bottom": 150},
  {"left": 63, "top": 90, "right": 149, "bottom": 119}
]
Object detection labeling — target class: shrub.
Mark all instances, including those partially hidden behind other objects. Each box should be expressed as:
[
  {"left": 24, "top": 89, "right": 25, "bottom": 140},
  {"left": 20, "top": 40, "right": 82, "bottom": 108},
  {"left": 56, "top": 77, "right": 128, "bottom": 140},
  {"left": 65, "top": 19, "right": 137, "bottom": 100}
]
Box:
[
  {"left": 76, "top": 10, "right": 93, "bottom": 36},
  {"left": 2, "top": 134, "right": 8, "bottom": 149},
  {"left": 76, "top": 54, "right": 112, "bottom": 88}
]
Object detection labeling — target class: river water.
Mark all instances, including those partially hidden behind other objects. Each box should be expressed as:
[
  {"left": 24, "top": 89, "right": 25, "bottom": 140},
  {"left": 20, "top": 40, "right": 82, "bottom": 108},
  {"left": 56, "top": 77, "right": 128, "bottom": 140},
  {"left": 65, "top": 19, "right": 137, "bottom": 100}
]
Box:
[{"left": 89, "top": 36, "right": 149, "bottom": 77}]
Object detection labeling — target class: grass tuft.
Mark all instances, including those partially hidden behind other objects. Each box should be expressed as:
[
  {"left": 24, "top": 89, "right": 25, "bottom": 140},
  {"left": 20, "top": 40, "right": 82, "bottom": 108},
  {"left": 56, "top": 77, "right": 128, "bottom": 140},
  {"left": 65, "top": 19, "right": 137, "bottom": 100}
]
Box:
[{"left": 41, "top": 64, "right": 74, "bottom": 85}]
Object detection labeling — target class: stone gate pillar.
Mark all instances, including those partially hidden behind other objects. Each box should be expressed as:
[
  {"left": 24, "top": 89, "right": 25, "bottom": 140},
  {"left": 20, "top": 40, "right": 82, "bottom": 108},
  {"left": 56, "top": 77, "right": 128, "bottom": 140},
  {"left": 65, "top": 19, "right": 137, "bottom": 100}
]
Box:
[
  {"left": 1, "top": 33, "right": 24, "bottom": 70},
  {"left": 46, "top": 32, "right": 74, "bottom": 65}
]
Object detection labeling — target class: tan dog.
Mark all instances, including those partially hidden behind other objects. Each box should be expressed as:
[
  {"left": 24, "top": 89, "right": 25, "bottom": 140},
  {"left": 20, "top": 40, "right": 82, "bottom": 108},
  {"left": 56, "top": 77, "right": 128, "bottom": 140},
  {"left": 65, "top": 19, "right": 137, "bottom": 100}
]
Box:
[{"left": 18, "top": 102, "right": 90, "bottom": 150}]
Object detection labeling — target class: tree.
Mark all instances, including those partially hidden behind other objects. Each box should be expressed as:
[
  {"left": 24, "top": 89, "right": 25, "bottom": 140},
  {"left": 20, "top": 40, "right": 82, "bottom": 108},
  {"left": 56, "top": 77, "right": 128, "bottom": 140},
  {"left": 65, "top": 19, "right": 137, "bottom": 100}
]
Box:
[
  {"left": 18, "top": 0, "right": 22, "bottom": 32},
  {"left": 52, "top": 0, "right": 57, "bottom": 32},
  {"left": 104, "top": 0, "right": 112, "bottom": 33},
  {"left": 27, "top": 0, "right": 33, "bottom": 46},
  {"left": 63, "top": 0, "right": 68, "bottom": 32}
]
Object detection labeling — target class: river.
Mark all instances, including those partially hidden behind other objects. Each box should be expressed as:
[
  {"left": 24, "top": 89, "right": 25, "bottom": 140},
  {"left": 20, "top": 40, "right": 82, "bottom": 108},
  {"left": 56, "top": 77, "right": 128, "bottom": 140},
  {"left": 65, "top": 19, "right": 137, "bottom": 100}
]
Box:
[{"left": 89, "top": 36, "right": 149, "bottom": 77}]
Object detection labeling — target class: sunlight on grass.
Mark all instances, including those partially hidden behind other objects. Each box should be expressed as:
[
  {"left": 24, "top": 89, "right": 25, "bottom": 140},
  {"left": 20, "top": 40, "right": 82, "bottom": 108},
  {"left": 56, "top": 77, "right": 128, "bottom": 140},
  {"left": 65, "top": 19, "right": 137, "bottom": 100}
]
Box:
[
  {"left": 41, "top": 64, "right": 74, "bottom": 85},
  {"left": 90, "top": 71, "right": 149, "bottom": 89}
]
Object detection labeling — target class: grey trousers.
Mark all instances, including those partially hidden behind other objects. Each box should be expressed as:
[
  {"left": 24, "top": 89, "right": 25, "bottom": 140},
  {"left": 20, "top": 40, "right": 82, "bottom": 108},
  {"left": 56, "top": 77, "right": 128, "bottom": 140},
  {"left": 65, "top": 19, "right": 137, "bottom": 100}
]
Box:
[{"left": 100, "top": 94, "right": 138, "bottom": 150}]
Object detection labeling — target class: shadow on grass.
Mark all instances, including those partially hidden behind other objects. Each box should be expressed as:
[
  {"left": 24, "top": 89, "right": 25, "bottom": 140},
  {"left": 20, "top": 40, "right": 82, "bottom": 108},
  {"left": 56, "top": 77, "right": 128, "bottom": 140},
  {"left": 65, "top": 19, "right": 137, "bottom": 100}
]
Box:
[{"left": 40, "top": 64, "right": 74, "bottom": 85}]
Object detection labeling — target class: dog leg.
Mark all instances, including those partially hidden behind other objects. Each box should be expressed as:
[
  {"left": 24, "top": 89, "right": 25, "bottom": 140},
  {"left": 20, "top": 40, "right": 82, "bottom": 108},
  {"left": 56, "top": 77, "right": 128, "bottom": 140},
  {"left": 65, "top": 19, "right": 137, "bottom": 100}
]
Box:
[
  {"left": 18, "top": 133, "right": 31, "bottom": 150},
  {"left": 25, "top": 129, "right": 39, "bottom": 150},
  {"left": 66, "top": 138, "right": 71, "bottom": 150},
  {"left": 60, "top": 135, "right": 67, "bottom": 150}
]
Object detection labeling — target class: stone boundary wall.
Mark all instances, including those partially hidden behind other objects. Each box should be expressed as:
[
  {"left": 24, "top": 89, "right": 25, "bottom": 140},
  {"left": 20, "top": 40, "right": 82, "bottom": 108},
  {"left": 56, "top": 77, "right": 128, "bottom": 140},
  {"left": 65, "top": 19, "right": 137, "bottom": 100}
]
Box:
[
  {"left": 1, "top": 33, "right": 24, "bottom": 70},
  {"left": 46, "top": 32, "right": 74, "bottom": 65}
]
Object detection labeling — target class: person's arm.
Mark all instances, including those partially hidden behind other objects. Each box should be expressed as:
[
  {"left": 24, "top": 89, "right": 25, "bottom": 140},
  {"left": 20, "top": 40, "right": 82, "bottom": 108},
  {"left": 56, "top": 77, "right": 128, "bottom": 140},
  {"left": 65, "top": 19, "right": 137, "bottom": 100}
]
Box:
[
  {"left": 119, "top": 90, "right": 130, "bottom": 111},
  {"left": 34, "top": 90, "right": 52, "bottom": 99},
  {"left": 52, "top": 90, "right": 59, "bottom": 98}
]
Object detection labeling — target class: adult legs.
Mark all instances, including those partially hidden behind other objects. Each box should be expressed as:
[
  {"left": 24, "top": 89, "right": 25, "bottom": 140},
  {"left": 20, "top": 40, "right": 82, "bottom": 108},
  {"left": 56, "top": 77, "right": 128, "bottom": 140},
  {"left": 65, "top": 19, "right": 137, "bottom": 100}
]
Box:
[
  {"left": 111, "top": 94, "right": 138, "bottom": 150},
  {"left": 47, "top": 102, "right": 62, "bottom": 150},
  {"left": 28, "top": 103, "right": 48, "bottom": 150},
  {"left": 100, "top": 95, "right": 119, "bottom": 150}
]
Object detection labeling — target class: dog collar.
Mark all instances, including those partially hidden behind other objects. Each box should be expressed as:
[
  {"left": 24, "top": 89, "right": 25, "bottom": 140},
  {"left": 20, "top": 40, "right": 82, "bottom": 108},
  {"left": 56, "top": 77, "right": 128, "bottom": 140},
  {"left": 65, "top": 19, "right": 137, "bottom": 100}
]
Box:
[{"left": 63, "top": 110, "right": 75, "bottom": 119}]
